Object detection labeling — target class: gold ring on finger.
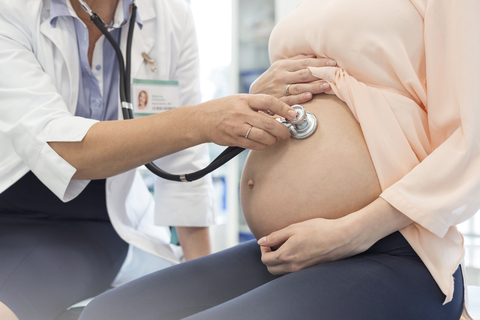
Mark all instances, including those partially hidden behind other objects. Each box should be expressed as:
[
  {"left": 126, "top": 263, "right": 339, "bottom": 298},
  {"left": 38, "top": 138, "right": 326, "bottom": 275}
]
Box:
[
  {"left": 285, "top": 84, "right": 292, "bottom": 96},
  {"left": 245, "top": 125, "right": 253, "bottom": 139}
]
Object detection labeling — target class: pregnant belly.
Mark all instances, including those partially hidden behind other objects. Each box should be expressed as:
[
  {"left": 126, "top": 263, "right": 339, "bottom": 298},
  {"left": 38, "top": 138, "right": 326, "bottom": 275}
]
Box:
[{"left": 240, "top": 94, "right": 381, "bottom": 239}]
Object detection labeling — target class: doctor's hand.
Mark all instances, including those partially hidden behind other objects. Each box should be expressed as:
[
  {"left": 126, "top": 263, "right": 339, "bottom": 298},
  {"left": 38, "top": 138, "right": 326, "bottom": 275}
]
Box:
[
  {"left": 250, "top": 54, "right": 336, "bottom": 106},
  {"left": 196, "top": 94, "right": 296, "bottom": 150}
]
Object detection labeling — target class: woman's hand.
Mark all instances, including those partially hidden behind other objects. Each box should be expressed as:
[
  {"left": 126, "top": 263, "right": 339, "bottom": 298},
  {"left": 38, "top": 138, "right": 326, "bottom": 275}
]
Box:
[
  {"left": 249, "top": 54, "right": 336, "bottom": 106},
  {"left": 257, "top": 198, "right": 413, "bottom": 275},
  {"left": 195, "top": 94, "right": 297, "bottom": 150},
  {"left": 257, "top": 217, "right": 365, "bottom": 275}
]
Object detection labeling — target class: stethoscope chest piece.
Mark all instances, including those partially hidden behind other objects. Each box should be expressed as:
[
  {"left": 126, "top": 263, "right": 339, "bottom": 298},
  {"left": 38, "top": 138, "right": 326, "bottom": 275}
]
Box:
[{"left": 278, "top": 104, "right": 318, "bottom": 139}]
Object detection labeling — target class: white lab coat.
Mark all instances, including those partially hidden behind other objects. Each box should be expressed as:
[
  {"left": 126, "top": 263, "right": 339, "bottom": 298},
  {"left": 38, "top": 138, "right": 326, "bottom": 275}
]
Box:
[{"left": 0, "top": 0, "right": 215, "bottom": 264}]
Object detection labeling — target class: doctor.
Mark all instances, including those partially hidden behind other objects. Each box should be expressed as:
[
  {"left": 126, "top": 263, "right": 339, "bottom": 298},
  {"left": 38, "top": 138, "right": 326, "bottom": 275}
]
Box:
[{"left": 0, "top": 0, "right": 297, "bottom": 319}]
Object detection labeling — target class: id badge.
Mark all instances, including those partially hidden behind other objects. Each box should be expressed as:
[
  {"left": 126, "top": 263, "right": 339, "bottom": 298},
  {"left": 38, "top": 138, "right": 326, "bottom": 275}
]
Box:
[{"left": 132, "top": 79, "right": 179, "bottom": 116}]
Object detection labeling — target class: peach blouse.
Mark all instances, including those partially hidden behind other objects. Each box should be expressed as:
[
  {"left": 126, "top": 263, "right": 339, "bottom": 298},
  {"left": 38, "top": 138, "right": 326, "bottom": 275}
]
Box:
[{"left": 269, "top": 0, "right": 479, "bottom": 317}]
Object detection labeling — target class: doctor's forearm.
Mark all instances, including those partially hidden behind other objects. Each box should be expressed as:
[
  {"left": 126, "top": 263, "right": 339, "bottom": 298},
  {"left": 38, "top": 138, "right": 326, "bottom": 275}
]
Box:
[
  {"left": 49, "top": 105, "right": 203, "bottom": 180},
  {"left": 48, "top": 94, "right": 294, "bottom": 180}
]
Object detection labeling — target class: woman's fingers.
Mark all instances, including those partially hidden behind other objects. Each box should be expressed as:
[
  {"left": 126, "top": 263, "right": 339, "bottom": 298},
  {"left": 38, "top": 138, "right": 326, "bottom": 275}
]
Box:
[
  {"left": 279, "top": 92, "right": 313, "bottom": 105},
  {"left": 249, "top": 56, "right": 336, "bottom": 97},
  {"left": 289, "top": 54, "right": 316, "bottom": 60},
  {"left": 258, "top": 226, "right": 306, "bottom": 275},
  {"left": 286, "top": 80, "right": 331, "bottom": 96},
  {"left": 258, "top": 222, "right": 311, "bottom": 275},
  {"left": 260, "top": 245, "right": 272, "bottom": 256},
  {"left": 283, "top": 68, "right": 318, "bottom": 84},
  {"left": 285, "top": 68, "right": 332, "bottom": 84},
  {"left": 286, "top": 57, "right": 336, "bottom": 73},
  {"left": 279, "top": 81, "right": 331, "bottom": 106},
  {"left": 258, "top": 229, "right": 289, "bottom": 248},
  {"left": 258, "top": 217, "right": 370, "bottom": 276}
]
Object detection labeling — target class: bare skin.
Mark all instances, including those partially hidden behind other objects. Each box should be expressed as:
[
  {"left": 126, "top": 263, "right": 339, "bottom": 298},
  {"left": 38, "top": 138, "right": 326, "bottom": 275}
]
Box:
[
  {"left": 0, "top": 302, "right": 18, "bottom": 320},
  {"left": 51, "top": 1, "right": 293, "bottom": 296},
  {"left": 247, "top": 55, "right": 413, "bottom": 275},
  {"left": 241, "top": 94, "right": 412, "bottom": 275},
  {"left": 176, "top": 227, "right": 211, "bottom": 261},
  {"left": 69, "top": 1, "right": 215, "bottom": 262},
  {"left": 241, "top": 94, "right": 382, "bottom": 239},
  {"left": 50, "top": 1, "right": 295, "bottom": 180},
  {"left": 249, "top": 54, "right": 336, "bottom": 105},
  {"left": 0, "top": 2, "right": 299, "bottom": 318},
  {"left": 49, "top": 96, "right": 294, "bottom": 180},
  {"left": 258, "top": 197, "right": 412, "bottom": 275},
  {"left": 70, "top": 0, "right": 118, "bottom": 67}
]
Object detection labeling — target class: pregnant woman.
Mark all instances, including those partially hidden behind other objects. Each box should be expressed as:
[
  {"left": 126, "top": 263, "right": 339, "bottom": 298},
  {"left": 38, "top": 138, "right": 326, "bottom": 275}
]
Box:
[{"left": 80, "top": 0, "right": 478, "bottom": 319}]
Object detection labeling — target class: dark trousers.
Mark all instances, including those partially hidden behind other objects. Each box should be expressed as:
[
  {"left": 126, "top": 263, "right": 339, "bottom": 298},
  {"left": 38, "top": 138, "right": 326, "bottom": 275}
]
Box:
[
  {"left": 79, "top": 231, "right": 464, "bottom": 320},
  {"left": 0, "top": 172, "right": 128, "bottom": 320}
]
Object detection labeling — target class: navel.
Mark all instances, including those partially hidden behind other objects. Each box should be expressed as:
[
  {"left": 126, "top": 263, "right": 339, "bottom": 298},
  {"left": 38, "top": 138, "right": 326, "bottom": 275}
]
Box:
[{"left": 247, "top": 179, "right": 255, "bottom": 189}]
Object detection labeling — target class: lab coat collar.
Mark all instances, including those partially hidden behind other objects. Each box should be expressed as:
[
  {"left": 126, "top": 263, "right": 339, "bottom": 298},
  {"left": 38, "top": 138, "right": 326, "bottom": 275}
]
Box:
[
  {"left": 136, "top": 0, "right": 157, "bottom": 22},
  {"left": 49, "top": 0, "right": 144, "bottom": 29},
  {"left": 40, "top": 0, "right": 80, "bottom": 113},
  {"left": 120, "top": 0, "right": 156, "bottom": 82},
  {"left": 39, "top": 0, "right": 155, "bottom": 116}
]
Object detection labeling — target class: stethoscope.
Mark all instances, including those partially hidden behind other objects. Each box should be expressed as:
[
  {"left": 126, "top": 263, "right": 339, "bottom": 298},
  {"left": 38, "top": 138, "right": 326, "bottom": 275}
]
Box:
[{"left": 78, "top": 0, "right": 317, "bottom": 182}]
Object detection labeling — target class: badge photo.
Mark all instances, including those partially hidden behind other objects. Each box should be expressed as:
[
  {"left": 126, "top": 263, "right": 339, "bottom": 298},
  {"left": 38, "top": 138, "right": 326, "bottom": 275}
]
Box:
[{"left": 132, "top": 79, "right": 180, "bottom": 116}]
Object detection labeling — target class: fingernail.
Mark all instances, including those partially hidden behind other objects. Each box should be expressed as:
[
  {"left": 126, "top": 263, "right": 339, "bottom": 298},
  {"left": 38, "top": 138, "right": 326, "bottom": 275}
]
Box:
[
  {"left": 258, "top": 237, "right": 266, "bottom": 245},
  {"left": 326, "top": 60, "right": 336, "bottom": 66},
  {"left": 287, "top": 109, "right": 297, "bottom": 119},
  {"left": 303, "top": 93, "right": 311, "bottom": 99},
  {"left": 321, "top": 83, "right": 330, "bottom": 90}
]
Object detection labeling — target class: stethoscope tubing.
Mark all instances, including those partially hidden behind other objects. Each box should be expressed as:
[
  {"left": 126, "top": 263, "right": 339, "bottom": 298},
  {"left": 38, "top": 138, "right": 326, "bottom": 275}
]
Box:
[{"left": 86, "top": 2, "right": 245, "bottom": 182}]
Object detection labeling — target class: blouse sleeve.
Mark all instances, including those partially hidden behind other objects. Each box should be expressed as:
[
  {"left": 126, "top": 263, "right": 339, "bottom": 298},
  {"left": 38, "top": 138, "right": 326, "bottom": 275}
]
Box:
[{"left": 381, "top": 0, "right": 480, "bottom": 238}]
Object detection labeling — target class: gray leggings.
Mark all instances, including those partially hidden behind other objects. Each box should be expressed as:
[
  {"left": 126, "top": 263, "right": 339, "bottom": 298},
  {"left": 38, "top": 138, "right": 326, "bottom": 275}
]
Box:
[{"left": 79, "top": 232, "right": 464, "bottom": 320}]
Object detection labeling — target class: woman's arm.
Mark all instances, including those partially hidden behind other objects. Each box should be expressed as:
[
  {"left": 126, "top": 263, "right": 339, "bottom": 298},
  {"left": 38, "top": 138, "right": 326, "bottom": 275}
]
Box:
[
  {"left": 259, "top": 1, "right": 480, "bottom": 278},
  {"left": 50, "top": 94, "right": 296, "bottom": 180}
]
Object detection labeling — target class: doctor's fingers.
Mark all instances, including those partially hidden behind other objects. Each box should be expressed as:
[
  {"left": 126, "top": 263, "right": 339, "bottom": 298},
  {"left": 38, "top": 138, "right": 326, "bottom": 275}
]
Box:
[
  {"left": 229, "top": 117, "right": 290, "bottom": 150},
  {"left": 246, "top": 94, "right": 297, "bottom": 121},
  {"left": 241, "top": 115, "right": 290, "bottom": 147}
]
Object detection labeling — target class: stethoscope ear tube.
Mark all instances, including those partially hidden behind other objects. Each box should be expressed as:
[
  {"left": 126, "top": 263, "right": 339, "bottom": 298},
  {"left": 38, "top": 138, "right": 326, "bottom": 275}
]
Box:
[
  {"left": 89, "top": 13, "right": 128, "bottom": 103},
  {"left": 84, "top": 2, "right": 245, "bottom": 182},
  {"left": 145, "top": 146, "right": 245, "bottom": 182}
]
